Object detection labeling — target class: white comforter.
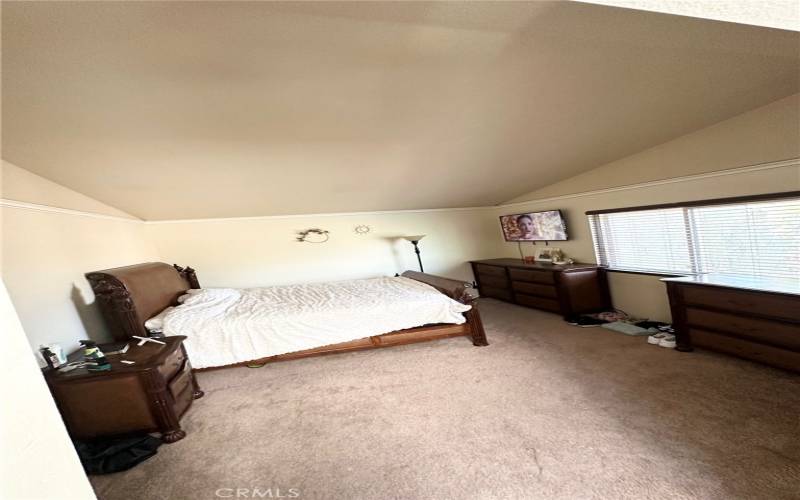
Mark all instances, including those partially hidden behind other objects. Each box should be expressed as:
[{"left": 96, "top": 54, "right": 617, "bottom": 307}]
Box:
[{"left": 162, "top": 276, "right": 471, "bottom": 368}]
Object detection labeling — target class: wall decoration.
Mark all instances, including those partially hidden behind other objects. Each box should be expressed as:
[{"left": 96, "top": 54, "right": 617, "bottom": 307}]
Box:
[
  {"left": 354, "top": 225, "right": 371, "bottom": 235},
  {"left": 296, "top": 228, "right": 330, "bottom": 243}
]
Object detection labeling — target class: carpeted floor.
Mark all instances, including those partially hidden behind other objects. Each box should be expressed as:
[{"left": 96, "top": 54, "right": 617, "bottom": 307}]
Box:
[{"left": 90, "top": 299, "right": 800, "bottom": 500}]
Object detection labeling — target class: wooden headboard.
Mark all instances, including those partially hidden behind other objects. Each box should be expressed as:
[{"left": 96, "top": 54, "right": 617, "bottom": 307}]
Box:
[{"left": 85, "top": 263, "right": 200, "bottom": 341}]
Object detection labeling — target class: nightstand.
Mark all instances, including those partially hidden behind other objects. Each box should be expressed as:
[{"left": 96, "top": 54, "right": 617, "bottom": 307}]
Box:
[{"left": 44, "top": 336, "right": 203, "bottom": 443}]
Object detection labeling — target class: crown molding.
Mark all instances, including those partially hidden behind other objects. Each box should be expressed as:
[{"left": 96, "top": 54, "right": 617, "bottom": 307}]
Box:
[
  {"left": 143, "top": 205, "right": 489, "bottom": 224},
  {"left": 2, "top": 157, "right": 796, "bottom": 223},
  {"left": 0, "top": 199, "right": 143, "bottom": 223}
]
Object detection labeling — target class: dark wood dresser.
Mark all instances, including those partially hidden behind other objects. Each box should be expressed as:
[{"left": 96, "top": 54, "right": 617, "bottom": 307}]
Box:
[
  {"left": 663, "top": 275, "right": 800, "bottom": 373},
  {"left": 44, "top": 336, "right": 203, "bottom": 443},
  {"left": 469, "top": 258, "right": 611, "bottom": 317}
]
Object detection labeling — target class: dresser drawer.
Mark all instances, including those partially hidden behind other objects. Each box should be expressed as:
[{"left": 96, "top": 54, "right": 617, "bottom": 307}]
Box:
[
  {"left": 689, "top": 328, "right": 800, "bottom": 373},
  {"left": 508, "top": 268, "right": 555, "bottom": 285},
  {"left": 681, "top": 286, "right": 800, "bottom": 322},
  {"left": 158, "top": 345, "right": 186, "bottom": 380},
  {"left": 515, "top": 293, "right": 561, "bottom": 313},
  {"left": 474, "top": 264, "right": 506, "bottom": 277},
  {"left": 480, "top": 285, "right": 513, "bottom": 301},
  {"left": 512, "top": 281, "right": 557, "bottom": 298},
  {"left": 478, "top": 274, "right": 509, "bottom": 289},
  {"left": 685, "top": 308, "right": 800, "bottom": 350}
]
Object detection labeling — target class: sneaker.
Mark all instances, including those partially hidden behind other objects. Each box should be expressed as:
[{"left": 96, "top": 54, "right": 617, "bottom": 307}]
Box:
[
  {"left": 658, "top": 334, "right": 677, "bottom": 349},
  {"left": 647, "top": 333, "right": 669, "bottom": 345}
]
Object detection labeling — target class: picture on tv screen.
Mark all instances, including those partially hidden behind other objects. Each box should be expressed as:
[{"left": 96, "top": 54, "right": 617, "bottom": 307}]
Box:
[{"left": 500, "top": 210, "right": 568, "bottom": 241}]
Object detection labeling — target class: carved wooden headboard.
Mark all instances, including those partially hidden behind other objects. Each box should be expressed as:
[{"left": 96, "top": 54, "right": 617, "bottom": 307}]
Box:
[{"left": 85, "top": 263, "right": 200, "bottom": 341}]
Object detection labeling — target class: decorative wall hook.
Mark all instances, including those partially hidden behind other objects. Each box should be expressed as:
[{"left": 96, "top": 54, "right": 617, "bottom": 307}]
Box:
[{"left": 296, "top": 228, "right": 330, "bottom": 243}]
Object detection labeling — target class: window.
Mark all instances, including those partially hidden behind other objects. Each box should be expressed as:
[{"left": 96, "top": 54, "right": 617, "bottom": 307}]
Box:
[{"left": 587, "top": 193, "right": 800, "bottom": 280}]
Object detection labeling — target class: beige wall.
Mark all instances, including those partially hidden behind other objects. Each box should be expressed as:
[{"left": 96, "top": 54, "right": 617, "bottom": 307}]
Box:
[
  {"left": 493, "top": 94, "right": 800, "bottom": 321},
  {"left": 0, "top": 280, "right": 96, "bottom": 500},
  {"left": 1, "top": 162, "right": 160, "bottom": 359},
  {"left": 2, "top": 161, "right": 134, "bottom": 218},
  {"left": 145, "top": 209, "right": 498, "bottom": 289}
]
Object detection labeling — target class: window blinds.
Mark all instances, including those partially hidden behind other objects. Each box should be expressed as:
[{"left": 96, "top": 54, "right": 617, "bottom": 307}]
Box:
[{"left": 588, "top": 196, "right": 800, "bottom": 280}]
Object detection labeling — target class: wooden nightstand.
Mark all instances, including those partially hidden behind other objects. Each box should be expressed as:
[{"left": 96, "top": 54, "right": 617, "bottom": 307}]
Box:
[{"left": 44, "top": 336, "right": 202, "bottom": 443}]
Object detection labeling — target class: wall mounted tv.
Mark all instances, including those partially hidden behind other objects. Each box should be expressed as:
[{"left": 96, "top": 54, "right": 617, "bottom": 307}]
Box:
[{"left": 499, "top": 210, "right": 568, "bottom": 242}]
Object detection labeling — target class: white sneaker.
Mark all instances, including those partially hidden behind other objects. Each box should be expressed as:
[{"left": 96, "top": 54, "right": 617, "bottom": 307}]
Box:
[
  {"left": 647, "top": 333, "right": 668, "bottom": 345},
  {"left": 658, "top": 334, "right": 677, "bottom": 349}
]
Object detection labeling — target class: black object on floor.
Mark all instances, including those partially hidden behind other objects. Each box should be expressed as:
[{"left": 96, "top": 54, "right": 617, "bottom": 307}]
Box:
[
  {"left": 75, "top": 434, "right": 162, "bottom": 474},
  {"left": 565, "top": 315, "right": 610, "bottom": 327}
]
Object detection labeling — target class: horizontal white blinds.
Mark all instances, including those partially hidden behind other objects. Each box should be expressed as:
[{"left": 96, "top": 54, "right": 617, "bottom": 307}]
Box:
[{"left": 588, "top": 197, "right": 800, "bottom": 280}]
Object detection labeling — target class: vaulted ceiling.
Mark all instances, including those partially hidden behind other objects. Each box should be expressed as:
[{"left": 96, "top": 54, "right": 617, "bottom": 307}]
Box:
[{"left": 3, "top": 1, "right": 798, "bottom": 220}]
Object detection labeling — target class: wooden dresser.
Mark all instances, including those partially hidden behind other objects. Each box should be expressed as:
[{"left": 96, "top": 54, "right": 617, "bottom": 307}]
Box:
[
  {"left": 469, "top": 258, "right": 611, "bottom": 318},
  {"left": 663, "top": 275, "right": 800, "bottom": 373},
  {"left": 44, "top": 336, "right": 203, "bottom": 443}
]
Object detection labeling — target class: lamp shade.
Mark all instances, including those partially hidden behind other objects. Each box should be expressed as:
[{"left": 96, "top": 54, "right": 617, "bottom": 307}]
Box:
[{"left": 403, "top": 235, "right": 426, "bottom": 242}]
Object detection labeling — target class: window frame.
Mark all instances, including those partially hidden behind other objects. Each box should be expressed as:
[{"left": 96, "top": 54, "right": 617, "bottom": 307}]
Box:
[{"left": 586, "top": 190, "right": 800, "bottom": 276}]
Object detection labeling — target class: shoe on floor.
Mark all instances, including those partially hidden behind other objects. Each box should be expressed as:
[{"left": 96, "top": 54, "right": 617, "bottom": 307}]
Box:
[
  {"left": 658, "top": 334, "right": 677, "bottom": 348},
  {"left": 647, "top": 332, "right": 669, "bottom": 345}
]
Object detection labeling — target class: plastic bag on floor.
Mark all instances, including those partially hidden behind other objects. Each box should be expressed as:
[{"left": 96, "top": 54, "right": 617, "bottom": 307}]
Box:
[{"left": 74, "top": 434, "right": 162, "bottom": 474}]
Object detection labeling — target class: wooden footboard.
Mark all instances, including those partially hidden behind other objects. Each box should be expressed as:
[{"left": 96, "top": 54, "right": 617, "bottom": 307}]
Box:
[{"left": 400, "top": 270, "right": 488, "bottom": 347}]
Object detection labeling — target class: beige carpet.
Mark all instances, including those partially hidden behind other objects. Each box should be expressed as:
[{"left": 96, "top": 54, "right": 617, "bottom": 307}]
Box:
[{"left": 90, "top": 299, "right": 800, "bottom": 500}]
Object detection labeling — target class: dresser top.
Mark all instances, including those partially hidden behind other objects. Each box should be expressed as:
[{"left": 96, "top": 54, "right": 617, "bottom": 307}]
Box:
[
  {"left": 470, "top": 258, "right": 601, "bottom": 272},
  {"left": 662, "top": 274, "right": 800, "bottom": 296},
  {"left": 44, "top": 336, "right": 185, "bottom": 380}
]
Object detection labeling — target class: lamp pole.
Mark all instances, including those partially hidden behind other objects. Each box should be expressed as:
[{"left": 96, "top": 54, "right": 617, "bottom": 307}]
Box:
[
  {"left": 403, "top": 235, "right": 426, "bottom": 272},
  {"left": 411, "top": 240, "right": 423, "bottom": 272}
]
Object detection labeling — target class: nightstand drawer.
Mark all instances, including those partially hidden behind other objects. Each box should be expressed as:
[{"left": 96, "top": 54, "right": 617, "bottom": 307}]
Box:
[
  {"left": 172, "top": 379, "right": 194, "bottom": 418},
  {"left": 158, "top": 344, "right": 186, "bottom": 380},
  {"left": 168, "top": 360, "right": 193, "bottom": 399}
]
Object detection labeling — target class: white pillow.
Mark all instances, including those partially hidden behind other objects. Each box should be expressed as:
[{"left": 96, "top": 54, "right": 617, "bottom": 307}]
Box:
[
  {"left": 177, "top": 288, "right": 203, "bottom": 303},
  {"left": 144, "top": 306, "right": 174, "bottom": 332}
]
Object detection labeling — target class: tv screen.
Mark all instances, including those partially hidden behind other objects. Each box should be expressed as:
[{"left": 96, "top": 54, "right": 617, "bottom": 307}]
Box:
[{"left": 500, "top": 210, "right": 567, "bottom": 241}]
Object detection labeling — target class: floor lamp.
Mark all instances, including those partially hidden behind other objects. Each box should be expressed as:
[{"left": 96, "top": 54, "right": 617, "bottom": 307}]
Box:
[{"left": 403, "top": 235, "right": 426, "bottom": 272}]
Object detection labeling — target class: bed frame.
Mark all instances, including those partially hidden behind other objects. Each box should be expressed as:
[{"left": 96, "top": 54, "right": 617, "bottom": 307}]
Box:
[{"left": 85, "top": 263, "right": 488, "bottom": 370}]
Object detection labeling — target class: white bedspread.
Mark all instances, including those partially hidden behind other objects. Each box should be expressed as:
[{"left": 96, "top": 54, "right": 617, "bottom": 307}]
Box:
[{"left": 162, "top": 276, "right": 471, "bottom": 368}]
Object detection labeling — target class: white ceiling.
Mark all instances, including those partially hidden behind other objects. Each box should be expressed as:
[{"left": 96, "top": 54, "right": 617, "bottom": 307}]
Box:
[
  {"left": 581, "top": 0, "right": 800, "bottom": 31},
  {"left": 2, "top": 1, "right": 799, "bottom": 220}
]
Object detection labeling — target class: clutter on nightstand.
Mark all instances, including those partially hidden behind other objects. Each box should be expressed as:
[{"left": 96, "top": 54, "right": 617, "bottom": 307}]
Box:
[{"left": 79, "top": 340, "right": 111, "bottom": 372}]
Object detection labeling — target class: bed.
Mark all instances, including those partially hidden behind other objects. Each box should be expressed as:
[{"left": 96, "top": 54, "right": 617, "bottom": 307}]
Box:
[{"left": 85, "top": 263, "right": 488, "bottom": 370}]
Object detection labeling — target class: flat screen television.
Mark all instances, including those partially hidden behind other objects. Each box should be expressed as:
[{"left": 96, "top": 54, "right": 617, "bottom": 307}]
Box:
[{"left": 500, "top": 210, "right": 568, "bottom": 242}]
